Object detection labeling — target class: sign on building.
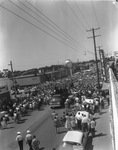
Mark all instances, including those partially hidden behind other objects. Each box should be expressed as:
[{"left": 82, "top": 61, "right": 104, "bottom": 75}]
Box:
[{"left": 99, "top": 50, "right": 108, "bottom": 82}]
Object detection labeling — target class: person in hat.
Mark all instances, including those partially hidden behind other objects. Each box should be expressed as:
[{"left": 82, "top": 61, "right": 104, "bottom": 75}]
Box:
[
  {"left": 16, "top": 132, "right": 23, "bottom": 150},
  {"left": 26, "top": 130, "right": 33, "bottom": 150}
]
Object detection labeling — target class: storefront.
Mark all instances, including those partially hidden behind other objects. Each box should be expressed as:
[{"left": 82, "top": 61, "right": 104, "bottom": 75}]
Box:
[{"left": 0, "top": 85, "right": 11, "bottom": 111}]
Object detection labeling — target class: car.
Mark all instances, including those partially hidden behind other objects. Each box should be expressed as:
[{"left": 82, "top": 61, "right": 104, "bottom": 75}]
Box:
[
  {"left": 49, "top": 94, "right": 67, "bottom": 108},
  {"left": 85, "top": 99, "right": 94, "bottom": 105},
  {"left": 75, "top": 111, "right": 90, "bottom": 121},
  {"left": 58, "top": 130, "right": 89, "bottom": 150}
]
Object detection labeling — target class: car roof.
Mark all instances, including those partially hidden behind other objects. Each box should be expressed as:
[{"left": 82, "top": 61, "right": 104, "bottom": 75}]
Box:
[
  {"left": 62, "top": 131, "right": 83, "bottom": 144},
  {"left": 85, "top": 98, "right": 94, "bottom": 104},
  {"left": 76, "top": 111, "right": 89, "bottom": 118}
]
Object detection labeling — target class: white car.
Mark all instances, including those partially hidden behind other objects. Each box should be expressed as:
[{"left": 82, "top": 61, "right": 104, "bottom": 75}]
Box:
[
  {"left": 85, "top": 99, "right": 94, "bottom": 104},
  {"left": 75, "top": 111, "right": 90, "bottom": 120},
  {"left": 58, "top": 130, "right": 88, "bottom": 150}
]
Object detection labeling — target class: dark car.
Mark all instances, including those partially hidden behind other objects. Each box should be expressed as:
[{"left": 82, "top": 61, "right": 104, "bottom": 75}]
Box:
[{"left": 49, "top": 94, "right": 67, "bottom": 108}]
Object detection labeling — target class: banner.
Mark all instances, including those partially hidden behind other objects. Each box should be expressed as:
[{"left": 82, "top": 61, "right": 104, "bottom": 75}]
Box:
[{"left": 99, "top": 50, "right": 108, "bottom": 82}]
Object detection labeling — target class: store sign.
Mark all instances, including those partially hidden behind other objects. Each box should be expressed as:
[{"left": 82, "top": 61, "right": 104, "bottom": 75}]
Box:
[
  {"left": 0, "top": 85, "right": 8, "bottom": 94},
  {"left": 99, "top": 50, "right": 108, "bottom": 82}
]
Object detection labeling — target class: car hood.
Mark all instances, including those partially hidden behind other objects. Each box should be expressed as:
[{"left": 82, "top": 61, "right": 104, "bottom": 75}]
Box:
[{"left": 58, "top": 145, "right": 83, "bottom": 150}]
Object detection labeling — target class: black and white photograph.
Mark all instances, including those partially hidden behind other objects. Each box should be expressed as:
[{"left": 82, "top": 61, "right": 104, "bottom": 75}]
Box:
[{"left": 0, "top": 0, "right": 117, "bottom": 150}]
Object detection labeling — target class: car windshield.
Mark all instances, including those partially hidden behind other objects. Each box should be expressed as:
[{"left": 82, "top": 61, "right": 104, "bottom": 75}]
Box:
[{"left": 62, "top": 141, "right": 81, "bottom": 146}]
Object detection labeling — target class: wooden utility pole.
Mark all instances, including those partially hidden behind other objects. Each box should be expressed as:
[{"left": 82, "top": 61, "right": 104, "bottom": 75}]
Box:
[
  {"left": 8, "top": 61, "right": 16, "bottom": 98},
  {"left": 87, "top": 28, "right": 101, "bottom": 89},
  {"left": 8, "top": 61, "right": 14, "bottom": 81}
]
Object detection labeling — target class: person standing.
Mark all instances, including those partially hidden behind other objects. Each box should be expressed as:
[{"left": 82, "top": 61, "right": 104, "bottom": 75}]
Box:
[
  {"left": 81, "top": 115, "right": 89, "bottom": 132},
  {"left": 65, "top": 114, "right": 71, "bottom": 131},
  {"left": 32, "top": 135, "right": 40, "bottom": 150},
  {"left": 90, "top": 118, "right": 96, "bottom": 137},
  {"left": 26, "top": 130, "right": 33, "bottom": 150},
  {"left": 70, "top": 114, "right": 76, "bottom": 130},
  {"left": 75, "top": 112, "right": 82, "bottom": 130},
  {"left": 53, "top": 116, "right": 59, "bottom": 133},
  {"left": 16, "top": 132, "right": 23, "bottom": 150}
]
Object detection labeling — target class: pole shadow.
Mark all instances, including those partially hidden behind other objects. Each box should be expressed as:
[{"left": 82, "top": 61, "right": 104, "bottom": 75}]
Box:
[{"left": 94, "top": 132, "right": 107, "bottom": 138}]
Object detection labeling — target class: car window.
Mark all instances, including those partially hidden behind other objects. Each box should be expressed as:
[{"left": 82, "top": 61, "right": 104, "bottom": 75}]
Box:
[{"left": 62, "top": 141, "right": 81, "bottom": 146}]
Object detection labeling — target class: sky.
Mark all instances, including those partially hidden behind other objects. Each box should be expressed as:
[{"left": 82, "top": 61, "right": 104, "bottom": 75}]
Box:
[{"left": 0, "top": 0, "right": 118, "bottom": 71}]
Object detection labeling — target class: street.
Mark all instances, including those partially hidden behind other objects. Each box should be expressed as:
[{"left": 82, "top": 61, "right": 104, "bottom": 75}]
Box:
[{"left": 0, "top": 103, "right": 113, "bottom": 150}]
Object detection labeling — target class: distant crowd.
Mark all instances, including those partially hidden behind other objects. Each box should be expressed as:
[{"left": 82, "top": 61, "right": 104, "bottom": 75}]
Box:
[{"left": 0, "top": 69, "right": 110, "bottom": 150}]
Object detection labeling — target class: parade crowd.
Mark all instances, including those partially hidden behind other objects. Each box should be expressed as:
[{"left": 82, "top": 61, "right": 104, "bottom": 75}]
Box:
[{"left": 0, "top": 69, "right": 109, "bottom": 150}]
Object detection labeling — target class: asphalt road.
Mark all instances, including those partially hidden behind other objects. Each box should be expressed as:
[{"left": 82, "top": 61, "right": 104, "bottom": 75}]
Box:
[
  {"left": 0, "top": 103, "right": 113, "bottom": 150},
  {"left": 0, "top": 105, "right": 66, "bottom": 150}
]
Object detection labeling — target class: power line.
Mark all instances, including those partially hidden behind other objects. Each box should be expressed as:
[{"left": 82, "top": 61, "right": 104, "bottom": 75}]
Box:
[
  {"left": 91, "top": 0, "right": 100, "bottom": 28},
  {"left": 18, "top": 0, "right": 88, "bottom": 52},
  {"left": 54, "top": 0, "right": 90, "bottom": 51},
  {"left": 25, "top": 0, "right": 90, "bottom": 52},
  {"left": 18, "top": 0, "right": 76, "bottom": 46},
  {"left": 8, "top": 0, "right": 82, "bottom": 51},
  {"left": 0, "top": 4, "right": 84, "bottom": 54},
  {"left": 74, "top": 0, "right": 91, "bottom": 29},
  {"left": 64, "top": 0, "right": 92, "bottom": 50},
  {"left": 64, "top": 0, "right": 87, "bottom": 32},
  {"left": 91, "top": 0, "right": 103, "bottom": 50}
]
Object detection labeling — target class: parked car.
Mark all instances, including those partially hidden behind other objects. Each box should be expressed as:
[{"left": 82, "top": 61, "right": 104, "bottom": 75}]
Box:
[
  {"left": 49, "top": 94, "right": 67, "bottom": 108},
  {"left": 75, "top": 111, "right": 90, "bottom": 121},
  {"left": 58, "top": 130, "right": 89, "bottom": 150}
]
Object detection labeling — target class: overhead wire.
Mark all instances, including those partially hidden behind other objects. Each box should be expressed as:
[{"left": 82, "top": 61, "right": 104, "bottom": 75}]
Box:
[
  {"left": 18, "top": 0, "right": 89, "bottom": 52},
  {"left": 24, "top": 0, "right": 90, "bottom": 52},
  {"left": 8, "top": 0, "right": 85, "bottom": 52},
  {"left": 8, "top": 0, "right": 86, "bottom": 51},
  {"left": 74, "top": 0, "right": 91, "bottom": 29},
  {"left": 0, "top": 4, "right": 85, "bottom": 55},
  {"left": 91, "top": 0, "right": 103, "bottom": 48},
  {"left": 64, "top": 0, "right": 87, "bottom": 32},
  {"left": 18, "top": 0, "right": 76, "bottom": 47},
  {"left": 91, "top": 0, "right": 100, "bottom": 28},
  {"left": 63, "top": 0, "right": 93, "bottom": 51}
]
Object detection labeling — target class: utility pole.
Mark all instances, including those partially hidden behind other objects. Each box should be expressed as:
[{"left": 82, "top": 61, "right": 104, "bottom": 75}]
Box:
[
  {"left": 8, "top": 61, "right": 14, "bottom": 81},
  {"left": 8, "top": 61, "right": 16, "bottom": 98},
  {"left": 87, "top": 27, "right": 101, "bottom": 89},
  {"left": 97, "top": 46, "right": 103, "bottom": 57}
]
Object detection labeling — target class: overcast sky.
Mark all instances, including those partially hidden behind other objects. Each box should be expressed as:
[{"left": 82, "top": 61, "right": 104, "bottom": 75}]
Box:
[{"left": 0, "top": 0, "right": 118, "bottom": 71}]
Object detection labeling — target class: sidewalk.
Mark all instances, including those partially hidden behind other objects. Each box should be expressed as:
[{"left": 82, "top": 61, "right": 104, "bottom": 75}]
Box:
[
  {"left": 0, "top": 105, "right": 51, "bottom": 150},
  {"left": 92, "top": 105, "right": 113, "bottom": 150},
  {"left": 91, "top": 81, "right": 113, "bottom": 150}
]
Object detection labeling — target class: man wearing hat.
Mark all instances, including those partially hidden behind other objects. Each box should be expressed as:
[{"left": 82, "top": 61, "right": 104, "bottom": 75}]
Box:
[
  {"left": 26, "top": 130, "right": 33, "bottom": 150},
  {"left": 16, "top": 132, "right": 23, "bottom": 150}
]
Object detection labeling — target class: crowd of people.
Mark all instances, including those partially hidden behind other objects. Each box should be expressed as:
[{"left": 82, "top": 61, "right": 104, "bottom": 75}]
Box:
[
  {"left": 0, "top": 68, "right": 110, "bottom": 150},
  {"left": 16, "top": 130, "right": 40, "bottom": 150},
  {"left": 51, "top": 71, "right": 109, "bottom": 137}
]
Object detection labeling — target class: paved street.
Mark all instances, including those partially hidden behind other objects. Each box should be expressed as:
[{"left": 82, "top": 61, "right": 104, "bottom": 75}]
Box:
[{"left": 0, "top": 102, "right": 113, "bottom": 150}]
